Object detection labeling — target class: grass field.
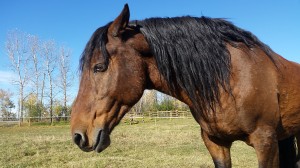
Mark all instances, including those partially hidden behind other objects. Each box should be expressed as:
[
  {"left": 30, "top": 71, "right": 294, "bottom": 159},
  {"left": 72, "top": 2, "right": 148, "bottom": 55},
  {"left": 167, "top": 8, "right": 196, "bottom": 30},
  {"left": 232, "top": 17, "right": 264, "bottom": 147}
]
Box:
[{"left": 0, "top": 118, "right": 257, "bottom": 168}]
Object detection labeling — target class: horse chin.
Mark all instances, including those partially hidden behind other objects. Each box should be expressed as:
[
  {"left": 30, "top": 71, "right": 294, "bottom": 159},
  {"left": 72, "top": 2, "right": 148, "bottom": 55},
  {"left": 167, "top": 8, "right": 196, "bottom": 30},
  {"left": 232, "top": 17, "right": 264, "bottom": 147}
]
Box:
[{"left": 93, "top": 128, "right": 111, "bottom": 153}]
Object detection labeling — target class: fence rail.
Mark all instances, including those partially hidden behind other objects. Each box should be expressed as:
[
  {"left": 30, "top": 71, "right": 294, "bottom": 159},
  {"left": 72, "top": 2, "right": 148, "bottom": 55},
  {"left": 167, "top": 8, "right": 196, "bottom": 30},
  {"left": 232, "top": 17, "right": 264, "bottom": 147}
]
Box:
[
  {"left": 0, "top": 111, "right": 192, "bottom": 126},
  {"left": 123, "top": 110, "right": 192, "bottom": 119}
]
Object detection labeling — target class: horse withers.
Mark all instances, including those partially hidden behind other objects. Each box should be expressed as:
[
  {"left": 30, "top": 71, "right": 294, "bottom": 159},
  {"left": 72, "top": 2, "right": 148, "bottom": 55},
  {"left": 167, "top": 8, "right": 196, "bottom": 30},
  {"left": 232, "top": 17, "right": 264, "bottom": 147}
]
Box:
[{"left": 71, "top": 4, "right": 300, "bottom": 168}]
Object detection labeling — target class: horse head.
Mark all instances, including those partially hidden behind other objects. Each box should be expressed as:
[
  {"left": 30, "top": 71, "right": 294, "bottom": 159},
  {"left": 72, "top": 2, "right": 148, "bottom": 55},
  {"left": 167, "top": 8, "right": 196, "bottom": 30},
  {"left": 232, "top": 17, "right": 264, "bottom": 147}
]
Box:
[{"left": 71, "top": 4, "right": 158, "bottom": 152}]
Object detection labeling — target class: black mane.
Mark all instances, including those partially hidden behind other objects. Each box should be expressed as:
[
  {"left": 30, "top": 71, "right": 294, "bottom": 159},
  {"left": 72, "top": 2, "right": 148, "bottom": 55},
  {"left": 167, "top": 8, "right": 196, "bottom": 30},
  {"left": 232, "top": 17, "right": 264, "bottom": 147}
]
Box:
[{"left": 80, "top": 16, "right": 275, "bottom": 114}]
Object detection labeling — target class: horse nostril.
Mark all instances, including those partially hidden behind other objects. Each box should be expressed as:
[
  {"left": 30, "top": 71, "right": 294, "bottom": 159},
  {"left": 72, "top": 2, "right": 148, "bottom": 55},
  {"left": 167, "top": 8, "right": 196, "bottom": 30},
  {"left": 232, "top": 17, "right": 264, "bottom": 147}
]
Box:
[{"left": 73, "top": 133, "right": 85, "bottom": 148}]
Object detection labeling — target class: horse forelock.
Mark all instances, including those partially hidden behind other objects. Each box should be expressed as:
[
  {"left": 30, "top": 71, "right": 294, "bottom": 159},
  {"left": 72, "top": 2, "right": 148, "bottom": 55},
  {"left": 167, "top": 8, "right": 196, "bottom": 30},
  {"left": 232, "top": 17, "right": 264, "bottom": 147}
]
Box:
[{"left": 79, "top": 22, "right": 112, "bottom": 74}]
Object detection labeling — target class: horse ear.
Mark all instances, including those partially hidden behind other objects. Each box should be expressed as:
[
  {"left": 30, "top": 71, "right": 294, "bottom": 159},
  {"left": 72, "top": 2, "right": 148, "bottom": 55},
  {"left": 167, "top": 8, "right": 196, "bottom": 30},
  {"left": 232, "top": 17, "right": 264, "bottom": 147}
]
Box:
[{"left": 109, "top": 4, "right": 130, "bottom": 37}]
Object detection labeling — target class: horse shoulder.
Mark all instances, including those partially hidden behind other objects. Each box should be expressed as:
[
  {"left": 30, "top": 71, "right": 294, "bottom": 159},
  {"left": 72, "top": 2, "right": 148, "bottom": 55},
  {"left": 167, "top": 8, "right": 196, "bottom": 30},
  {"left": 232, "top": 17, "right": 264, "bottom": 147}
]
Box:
[{"left": 201, "top": 45, "right": 282, "bottom": 140}]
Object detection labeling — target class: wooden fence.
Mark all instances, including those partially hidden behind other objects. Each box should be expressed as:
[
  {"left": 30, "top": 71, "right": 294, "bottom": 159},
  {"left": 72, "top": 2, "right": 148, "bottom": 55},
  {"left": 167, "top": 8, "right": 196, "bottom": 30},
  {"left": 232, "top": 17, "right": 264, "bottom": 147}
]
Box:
[{"left": 0, "top": 111, "right": 192, "bottom": 126}]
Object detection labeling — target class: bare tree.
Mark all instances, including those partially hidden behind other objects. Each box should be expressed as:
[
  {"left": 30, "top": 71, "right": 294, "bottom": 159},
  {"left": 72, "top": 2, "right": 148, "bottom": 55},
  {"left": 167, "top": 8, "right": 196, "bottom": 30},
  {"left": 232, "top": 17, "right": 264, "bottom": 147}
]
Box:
[
  {"left": 40, "top": 72, "right": 46, "bottom": 115},
  {"left": 5, "top": 30, "right": 29, "bottom": 123},
  {"left": 41, "top": 40, "right": 57, "bottom": 124},
  {"left": 28, "top": 35, "right": 42, "bottom": 120},
  {"left": 143, "top": 90, "right": 157, "bottom": 111},
  {"left": 58, "top": 46, "right": 72, "bottom": 118}
]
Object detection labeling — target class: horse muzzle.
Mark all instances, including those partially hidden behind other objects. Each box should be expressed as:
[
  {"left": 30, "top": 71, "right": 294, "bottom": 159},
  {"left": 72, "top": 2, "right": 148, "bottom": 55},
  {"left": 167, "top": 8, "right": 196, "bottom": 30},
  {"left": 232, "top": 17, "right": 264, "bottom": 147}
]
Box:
[
  {"left": 93, "top": 128, "right": 111, "bottom": 153},
  {"left": 73, "top": 128, "right": 111, "bottom": 153}
]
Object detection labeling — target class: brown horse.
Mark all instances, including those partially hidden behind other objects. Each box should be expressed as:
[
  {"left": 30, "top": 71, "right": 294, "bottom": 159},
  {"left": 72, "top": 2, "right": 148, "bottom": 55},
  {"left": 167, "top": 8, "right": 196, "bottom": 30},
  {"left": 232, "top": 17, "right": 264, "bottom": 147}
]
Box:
[{"left": 71, "top": 4, "right": 300, "bottom": 168}]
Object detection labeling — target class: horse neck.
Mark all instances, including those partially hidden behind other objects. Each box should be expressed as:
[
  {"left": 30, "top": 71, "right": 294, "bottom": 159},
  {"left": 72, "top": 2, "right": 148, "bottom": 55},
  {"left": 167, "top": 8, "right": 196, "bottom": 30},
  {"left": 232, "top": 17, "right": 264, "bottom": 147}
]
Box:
[{"left": 144, "top": 56, "right": 193, "bottom": 108}]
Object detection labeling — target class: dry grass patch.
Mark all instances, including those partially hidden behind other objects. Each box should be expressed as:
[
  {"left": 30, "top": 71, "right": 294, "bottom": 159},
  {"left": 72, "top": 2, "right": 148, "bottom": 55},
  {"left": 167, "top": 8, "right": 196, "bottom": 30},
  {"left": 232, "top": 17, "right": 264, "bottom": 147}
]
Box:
[{"left": 0, "top": 119, "right": 257, "bottom": 167}]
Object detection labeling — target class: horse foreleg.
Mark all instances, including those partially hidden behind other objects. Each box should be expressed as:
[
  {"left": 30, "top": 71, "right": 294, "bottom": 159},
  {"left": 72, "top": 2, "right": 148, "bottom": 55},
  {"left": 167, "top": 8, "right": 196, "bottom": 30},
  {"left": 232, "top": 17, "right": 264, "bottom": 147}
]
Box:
[
  {"left": 248, "top": 127, "right": 279, "bottom": 168},
  {"left": 201, "top": 128, "right": 232, "bottom": 168}
]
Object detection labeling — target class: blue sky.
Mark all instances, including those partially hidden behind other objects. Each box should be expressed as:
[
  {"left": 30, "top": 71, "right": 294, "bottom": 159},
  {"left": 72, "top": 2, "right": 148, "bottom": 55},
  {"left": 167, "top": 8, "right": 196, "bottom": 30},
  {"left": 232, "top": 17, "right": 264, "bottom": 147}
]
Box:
[{"left": 0, "top": 0, "right": 299, "bottom": 102}]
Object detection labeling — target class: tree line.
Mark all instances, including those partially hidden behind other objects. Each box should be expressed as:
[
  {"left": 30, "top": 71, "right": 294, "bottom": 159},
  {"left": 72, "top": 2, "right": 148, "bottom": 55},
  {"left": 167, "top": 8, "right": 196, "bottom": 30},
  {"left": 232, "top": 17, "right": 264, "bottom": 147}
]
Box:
[{"left": 2, "top": 30, "right": 73, "bottom": 124}]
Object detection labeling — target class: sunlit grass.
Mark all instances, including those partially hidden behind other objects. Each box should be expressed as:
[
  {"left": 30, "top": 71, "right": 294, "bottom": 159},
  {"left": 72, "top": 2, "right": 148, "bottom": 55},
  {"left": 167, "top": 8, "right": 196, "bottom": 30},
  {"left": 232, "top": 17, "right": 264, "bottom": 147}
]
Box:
[{"left": 0, "top": 119, "right": 257, "bottom": 167}]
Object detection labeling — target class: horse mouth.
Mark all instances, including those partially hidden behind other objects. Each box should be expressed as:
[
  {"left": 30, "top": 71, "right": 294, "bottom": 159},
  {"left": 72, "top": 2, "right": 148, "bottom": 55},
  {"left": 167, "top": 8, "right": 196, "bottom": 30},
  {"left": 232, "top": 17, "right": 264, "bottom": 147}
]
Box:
[{"left": 93, "top": 129, "right": 111, "bottom": 153}]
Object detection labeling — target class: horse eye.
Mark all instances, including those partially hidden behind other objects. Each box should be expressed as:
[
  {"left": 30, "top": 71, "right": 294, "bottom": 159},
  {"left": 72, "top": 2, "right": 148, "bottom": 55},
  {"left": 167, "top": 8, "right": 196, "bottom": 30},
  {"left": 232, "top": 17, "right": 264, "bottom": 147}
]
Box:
[{"left": 93, "top": 64, "right": 107, "bottom": 73}]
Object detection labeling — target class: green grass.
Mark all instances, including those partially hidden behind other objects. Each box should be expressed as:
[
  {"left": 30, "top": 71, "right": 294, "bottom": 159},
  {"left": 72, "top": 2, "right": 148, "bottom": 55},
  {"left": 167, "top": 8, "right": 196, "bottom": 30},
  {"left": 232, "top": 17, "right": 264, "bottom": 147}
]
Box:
[{"left": 0, "top": 118, "right": 257, "bottom": 167}]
